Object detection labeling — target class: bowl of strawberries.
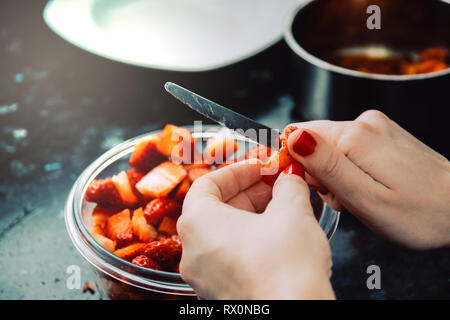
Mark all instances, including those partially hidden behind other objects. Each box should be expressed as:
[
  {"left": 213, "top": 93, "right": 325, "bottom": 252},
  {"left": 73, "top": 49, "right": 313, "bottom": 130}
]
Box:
[{"left": 64, "top": 124, "right": 339, "bottom": 300}]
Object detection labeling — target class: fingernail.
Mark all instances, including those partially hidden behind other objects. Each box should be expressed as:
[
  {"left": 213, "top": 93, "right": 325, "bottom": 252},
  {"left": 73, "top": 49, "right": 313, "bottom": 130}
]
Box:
[
  {"left": 293, "top": 130, "right": 316, "bottom": 157},
  {"left": 284, "top": 162, "right": 305, "bottom": 179}
]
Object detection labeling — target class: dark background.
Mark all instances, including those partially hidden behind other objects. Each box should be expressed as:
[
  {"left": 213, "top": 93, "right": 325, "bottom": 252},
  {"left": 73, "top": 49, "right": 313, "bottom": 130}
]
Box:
[{"left": 0, "top": 0, "right": 448, "bottom": 299}]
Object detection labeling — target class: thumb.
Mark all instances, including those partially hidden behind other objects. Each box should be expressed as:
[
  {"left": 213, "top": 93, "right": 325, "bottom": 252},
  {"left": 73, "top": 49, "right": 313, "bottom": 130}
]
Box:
[
  {"left": 265, "top": 172, "right": 314, "bottom": 219},
  {"left": 287, "top": 129, "right": 379, "bottom": 212}
]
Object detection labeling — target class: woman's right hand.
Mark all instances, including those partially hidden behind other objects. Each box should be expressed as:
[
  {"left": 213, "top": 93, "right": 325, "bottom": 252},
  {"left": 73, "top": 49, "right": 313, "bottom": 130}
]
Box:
[{"left": 284, "top": 110, "right": 450, "bottom": 250}]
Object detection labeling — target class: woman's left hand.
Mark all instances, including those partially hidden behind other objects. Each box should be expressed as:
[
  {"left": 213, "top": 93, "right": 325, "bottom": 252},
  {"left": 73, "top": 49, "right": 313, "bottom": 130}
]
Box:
[{"left": 177, "top": 160, "right": 334, "bottom": 299}]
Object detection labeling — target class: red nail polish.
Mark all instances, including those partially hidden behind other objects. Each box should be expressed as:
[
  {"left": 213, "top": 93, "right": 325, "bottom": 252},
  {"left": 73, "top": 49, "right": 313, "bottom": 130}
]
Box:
[
  {"left": 284, "top": 161, "right": 305, "bottom": 179},
  {"left": 293, "top": 130, "right": 316, "bottom": 157}
]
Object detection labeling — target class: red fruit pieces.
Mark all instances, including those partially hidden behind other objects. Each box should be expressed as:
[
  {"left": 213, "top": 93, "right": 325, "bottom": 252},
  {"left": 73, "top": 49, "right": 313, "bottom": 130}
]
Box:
[
  {"left": 144, "top": 198, "right": 180, "bottom": 226},
  {"left": 131, "top": 207, "right": 158, "bottom": 242},
  {"left": 261, "top": 147, "right": 293, "bottom": 186},
  {"left": 187, "top": 166, "right": 212, "bottom": 183},
  {"left": 92, "top": 233, "right": 116, "bottom": 252},
  {"left": 129, "top": 135, "right": 166, "bottom": 172},
  {"left": 140, "top": 235, "right": 182, "bottom": 268},
  {"left": 281, "top": 125, "right": 299, "bottom": 147},
  {"left": 106, "top": 209, "right": 134, "bottom": 245},
  {"left": 173, "top": 178, "right": 191, "bottom": 200},
  {"left": 91, "top": 206, "right": 118, "bottom": 231},
  {"left": 157, "top": 124, "right": 195, "bottom": 163},
  {"left": 112, "top": 171, "right": 139, "bottom": 206},
  {"left": 113, "top": 242, "right": 147, "bottom": 260},
  {"left": 131, "top": 255, "right": 162, "bottom": 270},
  {"left": 85, "top": 178, "right": 122, "bottom": 207},
  {"left": 136, "top": 161, "right": 187, "bottom": 198},
  {"left": 158, "top": 216, "right": 178, "bottom": 235},
  {"left": 284, "top": 161, "right": 305, "bottom": 179},
  {"left": 204, "top": 129, "right": 238, "bottom": 164}
]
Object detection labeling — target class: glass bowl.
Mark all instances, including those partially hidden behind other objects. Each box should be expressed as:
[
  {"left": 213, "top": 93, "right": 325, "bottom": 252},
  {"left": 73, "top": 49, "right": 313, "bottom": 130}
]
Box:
[{"left": 64, "top": 125, "right": 340, "bottom": 299}]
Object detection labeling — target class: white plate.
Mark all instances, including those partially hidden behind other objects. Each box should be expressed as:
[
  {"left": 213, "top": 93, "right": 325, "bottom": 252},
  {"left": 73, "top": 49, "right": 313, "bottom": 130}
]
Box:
[{"left": 44, "top": 0, "right": 304, "bottom": 72}]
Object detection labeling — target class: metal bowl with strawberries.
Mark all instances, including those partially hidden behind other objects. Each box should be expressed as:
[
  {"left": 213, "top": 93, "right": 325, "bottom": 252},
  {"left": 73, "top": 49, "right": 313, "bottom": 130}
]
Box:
[{"left": 64, "top": 124, "right": 340, "bottom": 299}]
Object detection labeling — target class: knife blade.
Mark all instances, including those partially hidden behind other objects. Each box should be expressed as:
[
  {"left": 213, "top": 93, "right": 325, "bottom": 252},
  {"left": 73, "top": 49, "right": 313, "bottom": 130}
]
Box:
[{"left": 164, "top": 82, "right": 280, "bottom": 149}]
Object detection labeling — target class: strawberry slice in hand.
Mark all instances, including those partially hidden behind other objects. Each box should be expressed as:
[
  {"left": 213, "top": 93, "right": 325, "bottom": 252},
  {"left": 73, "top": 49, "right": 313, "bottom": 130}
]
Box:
[{"left": 136, "top": 161, "right": 187, "bottom": 198}]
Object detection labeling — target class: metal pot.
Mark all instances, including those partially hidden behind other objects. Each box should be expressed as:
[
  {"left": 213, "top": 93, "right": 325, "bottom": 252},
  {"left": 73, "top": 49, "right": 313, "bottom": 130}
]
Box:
[{"left": 284, "top": 0, "right": 450, "bottom": 157}]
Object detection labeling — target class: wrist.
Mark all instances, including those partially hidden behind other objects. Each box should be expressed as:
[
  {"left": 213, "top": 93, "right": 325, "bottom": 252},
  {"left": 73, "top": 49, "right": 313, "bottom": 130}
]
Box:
[{"left": 249, "top": 264, "right": 335, "bottom": 300}]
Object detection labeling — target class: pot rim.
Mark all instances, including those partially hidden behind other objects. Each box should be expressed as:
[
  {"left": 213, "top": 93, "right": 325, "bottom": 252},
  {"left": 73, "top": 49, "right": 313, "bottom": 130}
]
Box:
[{"left": 283, "top": 0, "right": 450, "bottom": 82}]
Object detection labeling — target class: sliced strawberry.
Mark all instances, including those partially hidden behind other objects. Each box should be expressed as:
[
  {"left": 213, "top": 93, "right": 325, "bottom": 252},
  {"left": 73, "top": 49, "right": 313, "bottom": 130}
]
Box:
[
  {"left": 136, "top": 161, "right": 187, "bottom": 198},
  {"left": 158, "top": 216, "right": 178, "bottom": 235},
  {"left": 112, "top": 171, "right": 139, "bottom": 206},
  {"left": 131, "top": 255, "right": 162, "bottom": 270},
  {"left": 261, "top": 147, "right": 293, "bottom": 186},
  {"left": 140, "top": 235, "right": 182, "bottom": 268},
  {"left": 187, "top": 166, "right": 212, "bottom": 183},
  {"left": 204, "top": 129, "right": 238, "bottom": 164},
  {"left": 129, "top": 134, "right": 166, "bottom": 172},
  {"left": 91, "top": 232, "right": 116, "bottom": 252},
  {"left": 281, "top": 125, "right": 299, "bottom": 147},
  {"left": 131, "top": 207, "right": 158, "bottom": 242},
  {"left": 143, "top": 198, "right": 180, "bottom": 226},
  {"left": 113, "top": 242, "right": 147, "bottom": 261},
  {"left": 91, "top": 206, "right": 118, "bottom": 231},
  {"left": 85, "top": 178, "right": 122, "bottom": 207},
  {"left": 284, "top": 161, "right": 305, "bottom": 179},
  {"left": 106, "top": 209, "right": 134, "bottom": 246},
  {"left": 172, "top": 178, "right": 191, "bottom": 200},
  {"left": 157, "top": 124, "right": 195, "bottom": 163}
]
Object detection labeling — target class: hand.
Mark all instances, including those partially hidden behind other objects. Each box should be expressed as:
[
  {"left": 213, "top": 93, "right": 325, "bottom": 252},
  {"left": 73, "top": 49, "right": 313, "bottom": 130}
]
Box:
[
  {"left": 284, "top": 110, "right": 450, "bottom": 250},
  {"left": 178, "top": 160, "right": 334, "bottom": 299}
]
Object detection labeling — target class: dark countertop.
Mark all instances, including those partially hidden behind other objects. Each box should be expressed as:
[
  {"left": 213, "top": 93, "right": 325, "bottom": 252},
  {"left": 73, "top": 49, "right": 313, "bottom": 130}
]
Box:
[{"left": 0, "top": 1, "right": 448, "bottom": 300}]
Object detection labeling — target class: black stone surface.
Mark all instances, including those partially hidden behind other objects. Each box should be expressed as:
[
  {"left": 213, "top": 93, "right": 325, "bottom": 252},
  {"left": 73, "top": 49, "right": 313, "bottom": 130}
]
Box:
[{"left": 0, "top": 1, "right": 448, "bottom": 300}]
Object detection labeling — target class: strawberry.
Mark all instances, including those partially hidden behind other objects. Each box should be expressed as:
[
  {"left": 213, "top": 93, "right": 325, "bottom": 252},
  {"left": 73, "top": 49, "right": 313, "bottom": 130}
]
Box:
[
  {"left": 157, "top": 124, "right": 195, "bottom": 163},
  {"left": 131, "top": 207, "right": 158, "bottom": 242},
  {"left": 281, "top": 125, "right": 299, "bottom": 147},
  {"left": 131, "top": 255, "right": 162, "bottom": 270},
  {"left": 284, "top": 161, "right": 305, "bottom": 179},
  {"left": 140, "top": 235, "right": 182, "bottom": 268},
  {"left": 187, "top": 166, "right": 212, "bottom": 183},
  {"left": 127, "top": 170, "right": 144, "bottom": 187},
  {"left": 106, "top": 209, "right": 134, "bottom": 246},
  {"left": 91, "top": 232, "right": 116, "bottom": 252},
  {"left": 143, "top": 198, "right": 180, "bottom": 226},
  {"left": 129, "top": 134, "right": 166, "bottom": 172},
  {"left": 113, "top": 242, "right": 147, "bottom": 260},
  {"left": 261, "top": 146, "right": 293, "bottom": 186},
  {"left": 158, "top": 216, "right": 178, "bottom": 235},
  {"left": 91, "top": 206, "right": 119, "bottom": 231},
  {"left": 136, "top": 161, "right": 187, "bottom": 198},
  {"left": 172, "top": 178, "right": 191, "bottom": 200},
  {"left": 85, "top": 178, "right": 122, "bottom": 207},
  {"left": 112, "top": 171, "right": 139, "bottom": 206},
  {"left": 203, "top": 129, "right": 238, "bottom": 164}
]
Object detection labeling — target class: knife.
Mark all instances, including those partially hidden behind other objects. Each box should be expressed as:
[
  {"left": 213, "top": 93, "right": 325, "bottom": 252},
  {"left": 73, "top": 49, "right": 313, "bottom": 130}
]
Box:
[{"left": 164, "top": 82, "right": 280, "bottom": 149}]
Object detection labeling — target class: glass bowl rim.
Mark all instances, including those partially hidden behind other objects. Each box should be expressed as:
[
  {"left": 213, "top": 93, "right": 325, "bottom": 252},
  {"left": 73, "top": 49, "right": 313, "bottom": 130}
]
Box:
[{"left": 65, "top": 125, "right": 339, "bottom": 295}]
